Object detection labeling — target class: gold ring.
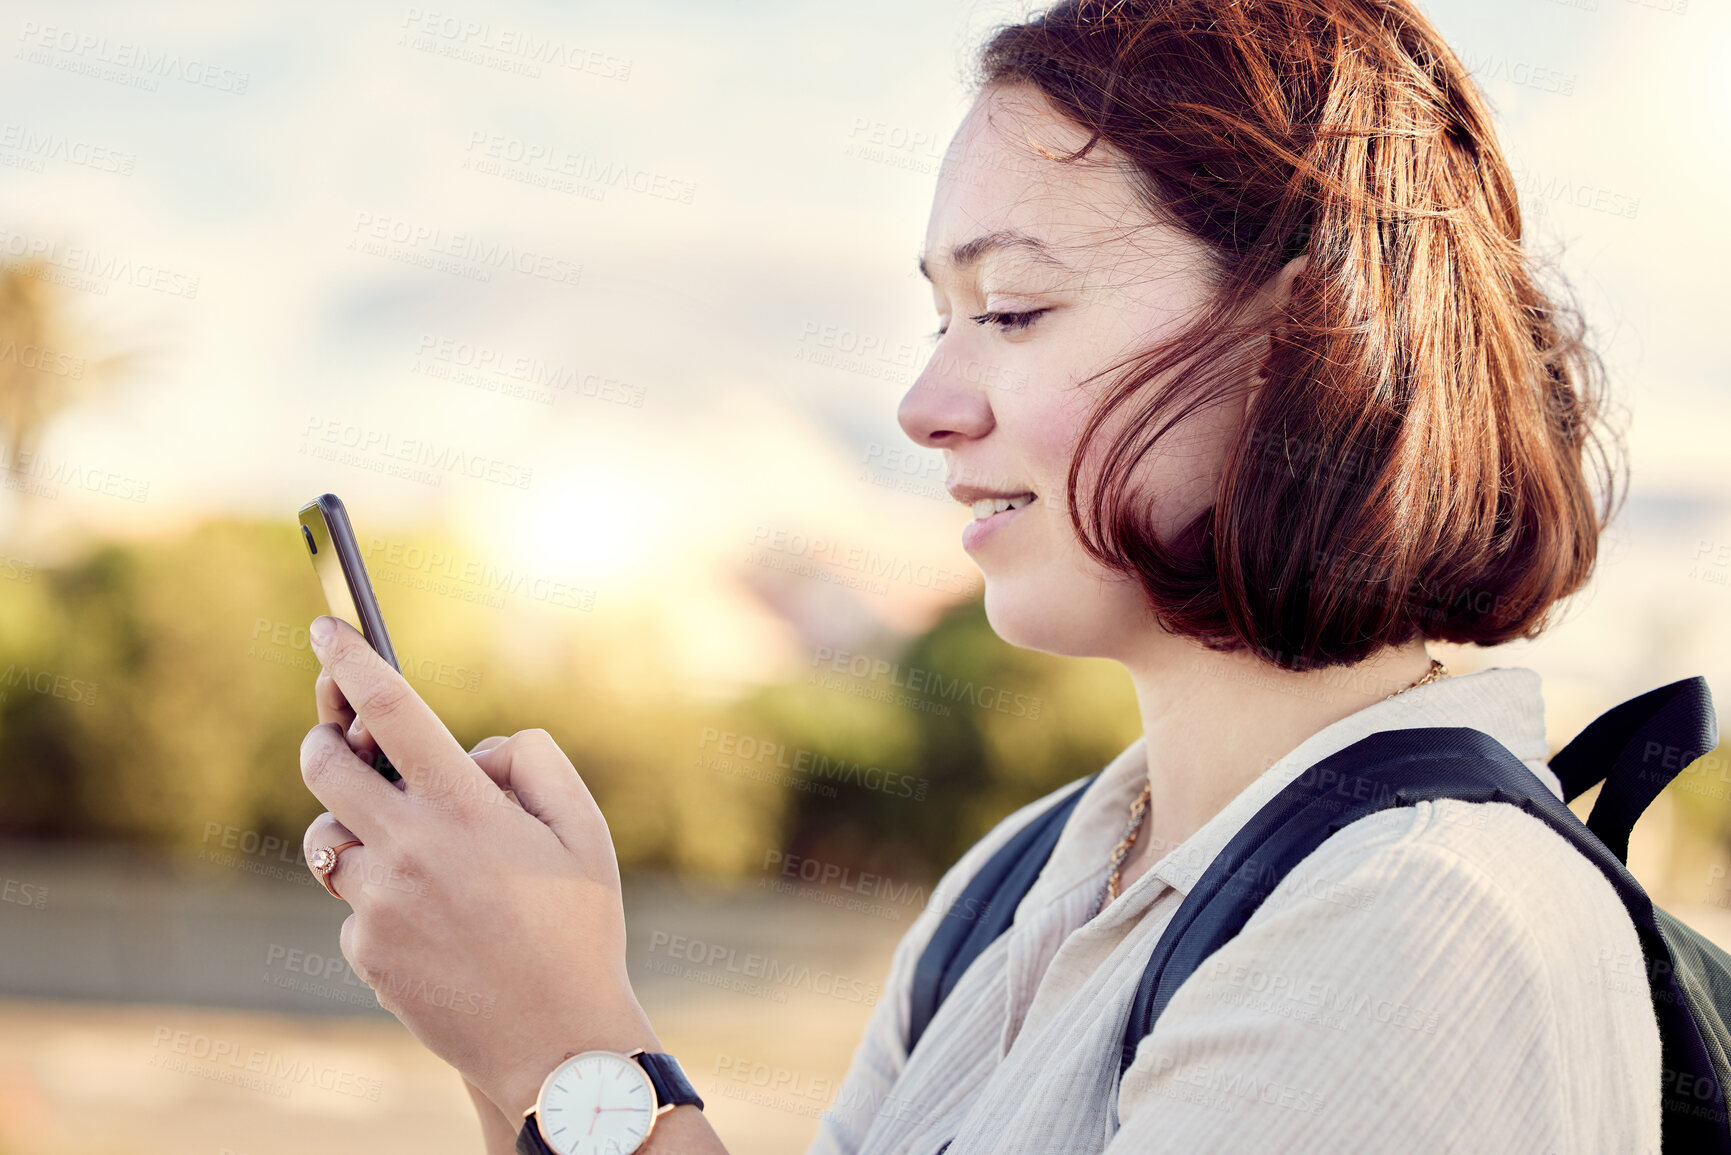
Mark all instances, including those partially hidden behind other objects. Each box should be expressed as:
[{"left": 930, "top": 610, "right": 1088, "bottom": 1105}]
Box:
[{"left": 308, "top": 840, "right": 363, "bottom": 900}]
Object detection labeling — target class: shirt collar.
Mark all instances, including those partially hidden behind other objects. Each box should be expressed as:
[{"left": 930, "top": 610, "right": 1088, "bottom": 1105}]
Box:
[{"left": 1034, "top": 665, "right": 1554, "bottom": 906}]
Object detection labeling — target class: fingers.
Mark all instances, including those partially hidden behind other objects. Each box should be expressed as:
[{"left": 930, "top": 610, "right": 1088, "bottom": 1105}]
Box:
[
  {"left": 315, "top": 666, "right": 395, "bottom": 786},
  {"left": 468, "top": 729, "right": 591, "bottom": 847},
  {"left": 314, "top": 667, "right": 354, "bottom": 729},
  {"left": 299, "top": 722, "right": 404, "bottom": 845},
  {"left": 468, "top": 735, "right": 515, "bottom": 805},
  {"left": 338, "top": 912, "right": 366, "bottom": 984},
  {"left": 308, "top": 616, "right": 486, "bottom": 799},
  {"left": 303, "top": 811, "right": 359, "bottom": 861},
  {"left": 303, "top": 812, "right": 365, "bottom": 900}
]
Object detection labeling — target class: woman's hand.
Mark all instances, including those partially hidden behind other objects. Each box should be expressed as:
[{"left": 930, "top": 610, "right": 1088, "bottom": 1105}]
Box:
[
  {"left": 298, "top": 615, "right": 662, "bottom": 1120},
  {"left": 464, "top": 1074, "right": 522, "bottom": 1154}
]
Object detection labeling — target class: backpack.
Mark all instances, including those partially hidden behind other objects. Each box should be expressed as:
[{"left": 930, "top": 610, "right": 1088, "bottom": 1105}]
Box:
[{"left": 907, "top": 676, "right": 1731, "bottom": 1153}]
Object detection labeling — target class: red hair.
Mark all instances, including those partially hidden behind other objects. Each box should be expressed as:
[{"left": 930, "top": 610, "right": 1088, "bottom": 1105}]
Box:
[{"left": 972, "top": 0, "right": 1623, "bottom": 671}]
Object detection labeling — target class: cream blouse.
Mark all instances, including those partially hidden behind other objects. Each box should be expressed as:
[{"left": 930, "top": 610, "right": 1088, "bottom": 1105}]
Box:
[{"left": 804, "top": 665, "right": 1663, "bottom": 1154}]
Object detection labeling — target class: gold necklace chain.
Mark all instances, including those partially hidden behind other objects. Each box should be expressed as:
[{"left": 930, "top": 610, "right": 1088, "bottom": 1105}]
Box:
[{"left": 1099, "top": 657, "right": 1449, "bottom": 906}]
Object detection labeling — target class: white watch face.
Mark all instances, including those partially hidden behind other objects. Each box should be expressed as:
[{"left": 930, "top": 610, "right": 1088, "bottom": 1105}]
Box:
[{"left": 535, "top": 1051, "right": 657, "bottom": 1155}]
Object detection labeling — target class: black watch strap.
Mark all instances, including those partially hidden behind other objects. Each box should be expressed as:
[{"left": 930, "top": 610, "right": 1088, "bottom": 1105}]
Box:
[
  {"left": 516, "top": 1052, "right": 703, "bottom": 1155},
  {"left": 636, "top": 1051, "right": 704, "bottom": 1112},
  {"left": 516, "top": 1115, "right": 555, "bottom": 1155}
]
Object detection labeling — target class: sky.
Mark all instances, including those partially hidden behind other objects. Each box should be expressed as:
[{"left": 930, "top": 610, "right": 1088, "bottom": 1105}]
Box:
[{"left": 0, "top": 0, "right": 1726, "bottom": 718}]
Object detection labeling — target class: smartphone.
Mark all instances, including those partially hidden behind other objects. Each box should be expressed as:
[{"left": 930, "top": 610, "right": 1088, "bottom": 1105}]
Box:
[{"left": 297, "top": 492, "right": 402, "bottom": 782}]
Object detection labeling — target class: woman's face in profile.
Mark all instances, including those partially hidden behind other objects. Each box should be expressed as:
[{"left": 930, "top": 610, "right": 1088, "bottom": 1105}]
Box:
[{"left": 901, "top": 82, "right": 1244, "bottom": 661}]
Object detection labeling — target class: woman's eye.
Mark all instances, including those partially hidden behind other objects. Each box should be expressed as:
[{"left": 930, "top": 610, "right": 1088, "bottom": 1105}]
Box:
[
  {"left": 926, "top": 308, "right": 1050, "bottom": 344},
  {"left": 970, "top": 308, "right": 1049, "bottom": 333}
]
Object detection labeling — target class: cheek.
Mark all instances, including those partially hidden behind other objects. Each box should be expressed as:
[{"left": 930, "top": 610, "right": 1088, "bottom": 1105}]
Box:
[
  {"left": 1027, "top": 410, "right": 1084, "bottom": 492},
  {"left": 1043, "top": 361, "right": 1242, "bottom": 541},
  {"left": 1141, "top": 398, "right": 1241, "bottom": 534},
  {"left": 1013, "top": 375, "right": 1097, "bottom": 501}
]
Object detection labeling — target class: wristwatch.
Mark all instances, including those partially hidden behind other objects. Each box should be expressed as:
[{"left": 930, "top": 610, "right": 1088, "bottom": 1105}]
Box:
[{"left": 516, "top": 1048, "right": 704, "bottom": 1155}]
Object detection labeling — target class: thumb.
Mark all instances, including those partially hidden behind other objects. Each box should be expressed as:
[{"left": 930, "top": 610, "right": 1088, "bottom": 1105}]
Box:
[{"left": 468, "top": 729, "right": 592, "bottom": 845}]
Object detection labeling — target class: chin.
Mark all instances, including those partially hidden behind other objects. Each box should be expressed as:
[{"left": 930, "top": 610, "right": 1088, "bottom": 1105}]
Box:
[{"left": 980, "top": 571, "right": 1133, "bottom": 659}]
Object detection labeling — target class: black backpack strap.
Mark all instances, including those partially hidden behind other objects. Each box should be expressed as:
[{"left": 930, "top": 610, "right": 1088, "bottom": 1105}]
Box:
[
  {"left": 1117, "top": 724, "right": 1730, "bottom": 1154},
  {"left": 1548, "top": 676, "right": 1719, "bottom": 864},
  {"left": 907, "top": 772, "right": 1099, "bottom": 1056}
]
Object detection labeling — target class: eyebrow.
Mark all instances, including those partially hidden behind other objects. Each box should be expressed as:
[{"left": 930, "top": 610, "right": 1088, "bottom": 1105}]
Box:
[{"left": 916, "top": 230, "right": 1072, "bottom": 282}]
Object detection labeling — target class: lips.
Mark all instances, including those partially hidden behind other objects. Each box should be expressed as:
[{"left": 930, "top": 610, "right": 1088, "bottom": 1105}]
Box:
[{"left": 959, "top": 493, "right": 1035, "bottom": 551}]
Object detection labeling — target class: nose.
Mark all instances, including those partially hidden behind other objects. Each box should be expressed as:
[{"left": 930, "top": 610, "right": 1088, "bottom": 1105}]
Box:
[{"left": 896, "top": 344, "right": 995, "bottom": 448}]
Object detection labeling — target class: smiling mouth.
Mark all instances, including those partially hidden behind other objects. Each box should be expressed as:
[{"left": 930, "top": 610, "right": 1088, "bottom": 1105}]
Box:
[{"left": 970, "top": 494, "right": 1036, "bottom": 521}]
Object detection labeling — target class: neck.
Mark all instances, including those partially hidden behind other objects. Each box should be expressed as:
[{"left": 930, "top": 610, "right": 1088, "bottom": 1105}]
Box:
[{"left": 1120, "top": 636, "right": 1434, "bottom": 862}]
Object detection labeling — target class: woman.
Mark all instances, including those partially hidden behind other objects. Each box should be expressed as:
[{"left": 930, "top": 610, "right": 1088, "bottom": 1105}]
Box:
[{"left": 298, "top": 1, "right": 1659, "bottom": 1151}]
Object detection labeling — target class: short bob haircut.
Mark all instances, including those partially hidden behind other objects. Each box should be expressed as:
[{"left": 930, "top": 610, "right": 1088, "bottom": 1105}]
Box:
[{"left": 971, "top": 0, "right": 1624, "bottom": 672}]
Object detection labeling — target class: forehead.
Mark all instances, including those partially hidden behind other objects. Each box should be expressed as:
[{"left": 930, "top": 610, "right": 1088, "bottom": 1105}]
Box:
[{"left": 921, "top": 84, "right": 1149, "bottom": 282}]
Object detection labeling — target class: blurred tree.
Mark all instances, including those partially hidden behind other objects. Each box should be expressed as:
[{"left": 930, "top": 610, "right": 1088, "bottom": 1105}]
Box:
[
  {"left": 0, "top": 516, "right": 1153, "bottom": 890},
  {"left": 731, "top": 596, "right": 1142, "bottom": 882},
  {"left": 1, "top": 513, "right": 1723, "bottom": 899},
  {"left": 0, "top": 517, "right": 790, "bottom": 872},
  {"left": 0, "top": 261, "right": 135, "bottom": 536}
]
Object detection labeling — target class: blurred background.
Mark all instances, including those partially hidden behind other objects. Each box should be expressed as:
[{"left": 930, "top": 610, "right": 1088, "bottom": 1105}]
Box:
[{"left": 0, "top": 0, "right": 1725, "bottom": 1151}]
